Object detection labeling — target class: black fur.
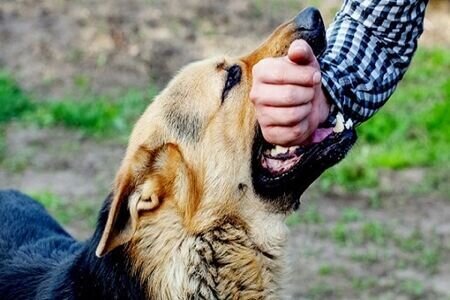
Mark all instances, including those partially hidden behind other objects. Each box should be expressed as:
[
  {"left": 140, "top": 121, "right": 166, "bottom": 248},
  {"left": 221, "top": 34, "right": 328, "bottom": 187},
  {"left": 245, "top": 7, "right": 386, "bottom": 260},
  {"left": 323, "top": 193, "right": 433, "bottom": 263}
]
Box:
[{"left": 0, "top": 190, "right": 146, "bottom": 300}]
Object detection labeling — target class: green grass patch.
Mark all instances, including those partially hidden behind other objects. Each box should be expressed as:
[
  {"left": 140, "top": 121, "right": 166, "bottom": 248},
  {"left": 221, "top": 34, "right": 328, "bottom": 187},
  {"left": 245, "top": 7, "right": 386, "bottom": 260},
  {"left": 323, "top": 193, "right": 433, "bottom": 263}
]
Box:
[
  {"left": 286, "top": 204, "right": 324, "bottom": 226},
  {"left": 350, "top": 248, "right": 382, "bottom": 265},
  {"left": 398, "top": 279, "right": 425, "bottom": 299},
  {"left": 321, "top": 47, "right": 450, "bottom": 190},
  {"left": 331, "top": 219, "right": 391, "bottom": 246},
  {"left": 339, "top": 207, "right": 363, "bottom": 223},
  {"left": 417, "top": 246, "right": 441, "bottom": 274},
  {"left": 317, "top": 264, "right": 346, "bottom": 277},
  {"left": 31, "top": 191, "right": 73, "bottom": 224},
  {"left": 0, "top": 71, "right": 33, "bottom": 123},
  {"left": 0, "top": 71, "right": 157, "bottom": 139},
  {"left": 351, "top": 275, "right": 377, "bottom": 292},
  {"left": 24, "top": 88, "right": 157, "bottom": 137},
  {"left": 306, "top": 281, "right": 336, "bottom": 299},
  {"left": 31, "top": 191, "right": 98, "bottom": 227}
]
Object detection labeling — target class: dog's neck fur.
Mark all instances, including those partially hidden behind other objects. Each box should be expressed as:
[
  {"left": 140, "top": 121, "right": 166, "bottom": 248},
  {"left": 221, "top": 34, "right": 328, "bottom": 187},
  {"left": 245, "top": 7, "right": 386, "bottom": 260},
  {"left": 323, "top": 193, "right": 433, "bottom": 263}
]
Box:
[
  {"left": 57, "top": 197, "right": 287, "bottom": 299},
  {"left": 129, "top": 209, "right": 286, "bottom": 299}
]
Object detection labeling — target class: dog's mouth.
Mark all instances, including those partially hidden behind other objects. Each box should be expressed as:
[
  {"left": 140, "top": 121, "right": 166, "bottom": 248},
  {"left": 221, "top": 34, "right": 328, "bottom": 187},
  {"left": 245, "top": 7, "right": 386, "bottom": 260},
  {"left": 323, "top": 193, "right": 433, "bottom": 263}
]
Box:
[
  {"left": 248, "top": 8, "right": 358, "bottom": 211},
  {"left": 260, "top": 127, "right": 335, "bottom": 175},
  {"left": 251, "top": 114, "right": 357, "bottom": 211}
]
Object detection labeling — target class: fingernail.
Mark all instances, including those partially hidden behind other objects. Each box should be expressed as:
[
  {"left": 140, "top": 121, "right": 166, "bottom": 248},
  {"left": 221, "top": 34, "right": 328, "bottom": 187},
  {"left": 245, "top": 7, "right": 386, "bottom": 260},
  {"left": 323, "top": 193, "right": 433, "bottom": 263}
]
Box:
[
  {"left": 292, "top": 40, "right": 305, "bottom": 51},
  {"left": 313, "top": 72, "right": 321, "bottom": 84}
]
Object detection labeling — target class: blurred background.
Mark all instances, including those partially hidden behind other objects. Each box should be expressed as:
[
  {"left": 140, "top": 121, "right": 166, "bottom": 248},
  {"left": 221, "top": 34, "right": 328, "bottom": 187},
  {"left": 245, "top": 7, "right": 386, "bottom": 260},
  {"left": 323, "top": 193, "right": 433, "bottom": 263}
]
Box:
[{"left": 0, "top": 0, "right": 449, "bottom": 298}]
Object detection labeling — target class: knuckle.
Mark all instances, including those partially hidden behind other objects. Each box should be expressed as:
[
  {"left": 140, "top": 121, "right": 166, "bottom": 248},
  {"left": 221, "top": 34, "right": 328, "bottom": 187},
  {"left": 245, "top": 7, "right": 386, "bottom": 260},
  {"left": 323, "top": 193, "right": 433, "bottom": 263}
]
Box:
[
  {"left": 252, "top": 61, "right": 265, "bottom": 77},
  {"left": 291, "top": 125, "right": 302, "bottom": 138},
  {"left": 262, "top": 129, "right": 277, "bottom": 143},
  {"left": 299, "top": 67, "right": 315, "bottom": 86},
  {"left": 296, "top": 120, "right": 309, "bottom": 137},
  {"left": 255, "top": 107, "right": 266, "bottom": 122},
  {"left": 249, "top": 89, "right": 259, "bottom": 103}
]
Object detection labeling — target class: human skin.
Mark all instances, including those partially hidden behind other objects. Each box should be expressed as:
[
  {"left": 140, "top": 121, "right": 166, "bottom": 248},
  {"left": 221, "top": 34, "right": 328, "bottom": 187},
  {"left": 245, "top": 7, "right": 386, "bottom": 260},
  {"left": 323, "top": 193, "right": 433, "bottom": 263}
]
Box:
[{"left": 250, "top": 39, "right": 331, "bottom": 146}]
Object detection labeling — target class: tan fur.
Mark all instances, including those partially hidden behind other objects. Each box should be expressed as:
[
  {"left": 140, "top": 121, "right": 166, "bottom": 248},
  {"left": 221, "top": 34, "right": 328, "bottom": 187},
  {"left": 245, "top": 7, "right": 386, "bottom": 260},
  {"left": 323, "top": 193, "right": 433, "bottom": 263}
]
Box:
[{"left": 96, "top": 17, "right": 304, "bottom": 299}]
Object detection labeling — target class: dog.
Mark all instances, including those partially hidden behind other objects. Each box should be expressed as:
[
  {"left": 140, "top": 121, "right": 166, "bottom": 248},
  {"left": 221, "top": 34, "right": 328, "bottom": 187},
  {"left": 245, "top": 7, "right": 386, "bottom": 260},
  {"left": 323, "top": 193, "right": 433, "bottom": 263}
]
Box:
[{"left": 0, "top": 7, "right": 356, "bottom": 299}]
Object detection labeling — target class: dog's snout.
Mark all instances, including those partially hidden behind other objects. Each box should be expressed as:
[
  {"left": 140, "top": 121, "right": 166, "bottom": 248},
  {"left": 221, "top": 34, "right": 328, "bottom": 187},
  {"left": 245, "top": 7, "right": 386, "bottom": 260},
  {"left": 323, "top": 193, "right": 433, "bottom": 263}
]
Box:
[
  {"left": 294, "top": 7, "right": 327, "bottom": 57},
  {"left": 294, "top": 7, "right": 323, "bottom": 31}
]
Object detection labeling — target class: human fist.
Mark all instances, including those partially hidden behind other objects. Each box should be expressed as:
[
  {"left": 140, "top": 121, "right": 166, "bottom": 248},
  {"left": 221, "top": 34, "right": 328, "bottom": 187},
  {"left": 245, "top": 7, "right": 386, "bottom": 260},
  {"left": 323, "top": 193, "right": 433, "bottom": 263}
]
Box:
[{"left": 250, "top": 39, "right": 330, "bottom": 146}]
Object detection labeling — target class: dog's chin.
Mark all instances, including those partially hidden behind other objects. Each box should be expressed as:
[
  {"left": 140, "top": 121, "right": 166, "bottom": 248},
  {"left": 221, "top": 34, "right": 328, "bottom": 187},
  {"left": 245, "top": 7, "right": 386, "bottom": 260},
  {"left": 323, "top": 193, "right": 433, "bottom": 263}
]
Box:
[{"left": 251, "top": 125, "right": 357, "bottom": 212}]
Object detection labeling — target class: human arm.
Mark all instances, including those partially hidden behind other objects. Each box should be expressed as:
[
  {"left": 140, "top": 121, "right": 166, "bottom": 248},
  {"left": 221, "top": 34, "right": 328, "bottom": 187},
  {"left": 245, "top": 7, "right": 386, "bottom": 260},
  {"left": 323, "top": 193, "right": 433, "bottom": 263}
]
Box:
[
  {"left": 250, "top": 0, "right": 429, "bottom": 145},
  {"left": 320, "top": 0, "right": 429, "bottom": 125}
]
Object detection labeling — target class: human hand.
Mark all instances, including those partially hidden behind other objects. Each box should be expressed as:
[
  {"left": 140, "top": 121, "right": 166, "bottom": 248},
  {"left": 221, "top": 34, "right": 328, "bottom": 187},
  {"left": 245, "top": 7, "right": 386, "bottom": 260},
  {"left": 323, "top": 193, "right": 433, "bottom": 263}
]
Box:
[{"left": 250, "top": 39, "right": 330, "bottom": 146}]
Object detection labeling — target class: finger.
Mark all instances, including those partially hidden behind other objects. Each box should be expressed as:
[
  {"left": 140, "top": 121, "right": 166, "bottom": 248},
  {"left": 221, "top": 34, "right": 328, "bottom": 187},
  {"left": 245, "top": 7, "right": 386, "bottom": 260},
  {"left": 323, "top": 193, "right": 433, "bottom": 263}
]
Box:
[
  {"left": 253, "top": 58, "right": 320, "bottom": 86},
  {"left": 250, "top": 84, "right": 315, "bottom": 107},
  {"left": 257, "top": 103, "right": 313, "bottom": 127},
  {"left": 288, "top": 39, "right": 317, "bottom": 65},
  {"left": 262, "top": 121, "right": 311, "bottom": 146}
]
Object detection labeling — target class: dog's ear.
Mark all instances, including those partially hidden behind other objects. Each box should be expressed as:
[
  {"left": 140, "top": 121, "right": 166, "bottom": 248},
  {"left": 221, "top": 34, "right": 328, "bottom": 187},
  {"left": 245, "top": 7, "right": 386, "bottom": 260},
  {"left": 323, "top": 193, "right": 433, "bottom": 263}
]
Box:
[{"left": 95, "top": 143, "right": 183, "bottom": 257}]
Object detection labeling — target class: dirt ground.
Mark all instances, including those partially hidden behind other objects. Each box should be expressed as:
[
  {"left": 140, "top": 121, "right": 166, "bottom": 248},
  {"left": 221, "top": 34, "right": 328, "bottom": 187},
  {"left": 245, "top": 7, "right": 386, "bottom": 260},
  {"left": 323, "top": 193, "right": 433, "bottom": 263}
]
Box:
[{"left": 0, "top": 0, "right": 449, "bottom": 299}]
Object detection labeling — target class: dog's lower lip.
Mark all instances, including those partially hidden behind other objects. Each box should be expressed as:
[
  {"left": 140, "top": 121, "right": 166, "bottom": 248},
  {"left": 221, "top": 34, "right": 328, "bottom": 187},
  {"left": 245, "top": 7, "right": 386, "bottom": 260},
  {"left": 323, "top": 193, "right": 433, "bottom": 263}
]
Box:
[
  {"left": 261, "top": 152, "right": 303, "bottom": 176},
  {"left": 259, "top": 127, "right": 334, "bottom": 177}
]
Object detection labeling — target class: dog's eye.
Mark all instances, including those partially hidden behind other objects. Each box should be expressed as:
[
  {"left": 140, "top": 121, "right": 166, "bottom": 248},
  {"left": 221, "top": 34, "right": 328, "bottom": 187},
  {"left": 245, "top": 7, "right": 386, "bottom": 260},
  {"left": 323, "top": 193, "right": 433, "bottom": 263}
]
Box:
[{"left": 221, "top": 65, "right": 242, "bottom": 102}]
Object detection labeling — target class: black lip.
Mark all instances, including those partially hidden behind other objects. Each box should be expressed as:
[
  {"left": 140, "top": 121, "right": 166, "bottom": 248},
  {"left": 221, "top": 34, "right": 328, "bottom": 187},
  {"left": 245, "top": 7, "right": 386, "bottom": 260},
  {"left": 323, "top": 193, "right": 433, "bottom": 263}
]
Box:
[{"left": 251, "top": 128, "right": 357, "bottom": 208}]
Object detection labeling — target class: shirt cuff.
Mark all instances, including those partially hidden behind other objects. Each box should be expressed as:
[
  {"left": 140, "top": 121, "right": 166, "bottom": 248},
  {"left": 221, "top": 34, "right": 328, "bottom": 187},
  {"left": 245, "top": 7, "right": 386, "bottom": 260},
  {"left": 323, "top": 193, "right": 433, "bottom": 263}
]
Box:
[{"left": 320, "top": 69, "right": 344, "bottom": 127}]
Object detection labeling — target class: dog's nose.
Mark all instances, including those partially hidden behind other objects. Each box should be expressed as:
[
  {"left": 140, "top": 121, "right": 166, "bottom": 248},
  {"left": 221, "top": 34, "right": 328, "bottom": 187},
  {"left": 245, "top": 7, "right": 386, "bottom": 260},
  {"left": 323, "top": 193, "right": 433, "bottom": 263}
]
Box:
[
  {"left": 295, "top": 7, "right": 324, "bottom": 31},
  {"left": 294, "top": 7, "right": 327, "bottom": 57}
]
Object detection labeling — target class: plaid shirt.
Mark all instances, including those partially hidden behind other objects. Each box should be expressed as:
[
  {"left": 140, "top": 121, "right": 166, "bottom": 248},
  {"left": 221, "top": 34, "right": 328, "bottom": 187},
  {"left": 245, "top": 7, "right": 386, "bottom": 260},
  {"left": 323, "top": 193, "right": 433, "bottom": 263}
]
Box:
[{"left": 320, "top": 0, "right": 429, "bottom": 126}]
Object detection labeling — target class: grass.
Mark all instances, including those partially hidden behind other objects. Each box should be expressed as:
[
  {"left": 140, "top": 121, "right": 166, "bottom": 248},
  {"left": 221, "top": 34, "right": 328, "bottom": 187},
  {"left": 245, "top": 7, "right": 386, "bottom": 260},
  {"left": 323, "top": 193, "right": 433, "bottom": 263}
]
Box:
[
  {"left": 320, "top": 47, "right": 450, "bottom": 191},
  {"left": 339, "top": 207, "right": 362, "bottom": 223},
  {"left": 331, "top": 219, "right": 391, "bottom": 247},
  {"left": 0, "top": 72, "right": 157, "bottom": 140},
  {"left": 351, "top": 276, "right": 377, "bottom": 292},
  {"left": 24, "top": 88, "right": 157, "bottom": 138},
  {"left": 398, "top": 279, "right": 426, "bottom": 299},
  {"left": 286, "top": 204, "right": 323, "bottom": 226},
  {"left": 0, "top": 71, "right": 33, "bottom": 123},
  {"left": 306, "top": 281, "right": 336, "bottom": 299},
  {"left": 31, "top": 191, "right": 99, "bottom": 227}
]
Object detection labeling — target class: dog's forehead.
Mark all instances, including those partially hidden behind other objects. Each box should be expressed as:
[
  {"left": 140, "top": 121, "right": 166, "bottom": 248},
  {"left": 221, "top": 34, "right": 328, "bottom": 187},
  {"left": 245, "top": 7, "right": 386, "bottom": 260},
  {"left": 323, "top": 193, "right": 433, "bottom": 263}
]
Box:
[{"left": 148, "top": 57, "right": 227, "bottom": 144}]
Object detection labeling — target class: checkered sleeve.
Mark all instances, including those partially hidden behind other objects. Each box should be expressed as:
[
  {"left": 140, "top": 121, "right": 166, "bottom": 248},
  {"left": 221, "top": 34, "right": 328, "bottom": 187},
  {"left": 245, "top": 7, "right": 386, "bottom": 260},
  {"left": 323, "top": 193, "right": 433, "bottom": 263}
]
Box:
[{"left": 319, "top": 0, "right": 428, "bottom": 126}]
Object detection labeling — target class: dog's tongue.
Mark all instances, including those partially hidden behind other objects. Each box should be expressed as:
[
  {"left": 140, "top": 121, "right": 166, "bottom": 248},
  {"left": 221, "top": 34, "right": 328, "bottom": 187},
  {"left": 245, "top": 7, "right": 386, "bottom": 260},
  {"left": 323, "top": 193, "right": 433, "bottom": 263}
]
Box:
[{"left": 308, "top": 127, "right": 333, "bottom": 144}]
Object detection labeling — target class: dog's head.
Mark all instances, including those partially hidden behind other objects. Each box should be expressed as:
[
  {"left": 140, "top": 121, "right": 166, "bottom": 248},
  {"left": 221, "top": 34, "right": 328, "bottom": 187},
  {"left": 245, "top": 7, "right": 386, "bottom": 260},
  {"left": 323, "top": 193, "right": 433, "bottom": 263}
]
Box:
[{"left": 96, "top": 8, "right": 356, "bottom": 257}]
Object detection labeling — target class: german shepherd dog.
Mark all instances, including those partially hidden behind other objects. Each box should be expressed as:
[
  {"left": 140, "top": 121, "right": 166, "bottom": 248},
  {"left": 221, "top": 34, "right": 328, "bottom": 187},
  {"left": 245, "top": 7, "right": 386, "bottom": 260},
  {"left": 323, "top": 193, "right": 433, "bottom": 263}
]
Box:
[{"left": 0, "top": 7, "right": 356, "bottom": 299}]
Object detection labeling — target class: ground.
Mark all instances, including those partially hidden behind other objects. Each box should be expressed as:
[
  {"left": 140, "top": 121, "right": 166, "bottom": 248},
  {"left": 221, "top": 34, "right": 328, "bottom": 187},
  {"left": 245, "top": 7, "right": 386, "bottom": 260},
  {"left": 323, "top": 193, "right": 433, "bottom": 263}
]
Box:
[{"left": 0, "top": 0, "right": 449, "bottom": 299}]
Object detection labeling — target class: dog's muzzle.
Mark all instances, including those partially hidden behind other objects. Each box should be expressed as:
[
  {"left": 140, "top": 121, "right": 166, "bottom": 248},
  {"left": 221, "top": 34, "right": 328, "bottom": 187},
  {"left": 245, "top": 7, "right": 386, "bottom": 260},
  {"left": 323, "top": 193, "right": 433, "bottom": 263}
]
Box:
[{"left": 251, "top": 7, "right": 357, "bottom": 211}]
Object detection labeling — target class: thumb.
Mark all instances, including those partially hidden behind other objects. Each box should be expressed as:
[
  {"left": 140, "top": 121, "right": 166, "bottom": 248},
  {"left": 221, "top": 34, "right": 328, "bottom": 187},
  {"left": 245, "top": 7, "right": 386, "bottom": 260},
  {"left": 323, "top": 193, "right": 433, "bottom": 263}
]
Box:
[{"left": 288, "top": 39, "right": 316, "bottom": 65}]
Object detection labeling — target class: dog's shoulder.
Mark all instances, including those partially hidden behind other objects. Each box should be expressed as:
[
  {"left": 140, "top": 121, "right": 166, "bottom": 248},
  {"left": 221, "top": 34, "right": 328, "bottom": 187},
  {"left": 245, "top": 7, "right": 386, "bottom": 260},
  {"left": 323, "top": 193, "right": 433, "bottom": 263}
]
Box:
[{"left": 0, "top": 190, "right": 82, "bottom": 299}]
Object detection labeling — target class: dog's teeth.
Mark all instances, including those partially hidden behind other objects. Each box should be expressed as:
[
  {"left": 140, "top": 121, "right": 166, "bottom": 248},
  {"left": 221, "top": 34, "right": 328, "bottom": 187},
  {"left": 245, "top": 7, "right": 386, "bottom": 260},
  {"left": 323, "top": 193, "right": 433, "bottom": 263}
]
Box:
[
  {"left": 288, "top": 146, "right": 298, "bottom": 153},
  {"left": 345, "top": 118, "right": 353, "bottom": 129},
  {"left": 271, "top": 145, "right": 288, "bottom": 156},
  {"left": 333, "top": 112, "right": 345, "bottom": 133}
]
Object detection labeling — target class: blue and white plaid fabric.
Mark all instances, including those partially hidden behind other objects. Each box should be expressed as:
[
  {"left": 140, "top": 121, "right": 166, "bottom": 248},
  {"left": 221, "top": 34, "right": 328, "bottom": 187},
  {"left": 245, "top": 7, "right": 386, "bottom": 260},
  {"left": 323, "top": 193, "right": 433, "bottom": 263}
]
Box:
[{"left": 319, "top": 0, "right": 429, "bottom": 126}]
